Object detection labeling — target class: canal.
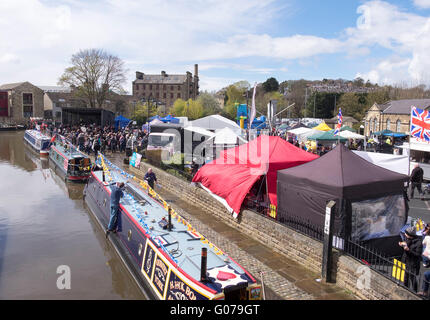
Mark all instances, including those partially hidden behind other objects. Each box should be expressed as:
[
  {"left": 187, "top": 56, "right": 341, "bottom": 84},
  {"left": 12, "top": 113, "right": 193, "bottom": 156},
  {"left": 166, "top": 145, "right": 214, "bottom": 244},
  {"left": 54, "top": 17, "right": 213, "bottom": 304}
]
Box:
[{"left": 0, "top": 131, "right": 145, "bottom": 299}]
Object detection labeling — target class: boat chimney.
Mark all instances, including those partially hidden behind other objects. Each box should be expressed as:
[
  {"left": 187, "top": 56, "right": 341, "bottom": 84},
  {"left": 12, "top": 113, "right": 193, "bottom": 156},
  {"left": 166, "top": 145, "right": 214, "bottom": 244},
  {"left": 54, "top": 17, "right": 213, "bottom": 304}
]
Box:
[
  {"left": 200, "top": 247, "right": 208, "bottom": 283},
  {"left": 168, "top": 206, "right": 172, "bottom": 231}
]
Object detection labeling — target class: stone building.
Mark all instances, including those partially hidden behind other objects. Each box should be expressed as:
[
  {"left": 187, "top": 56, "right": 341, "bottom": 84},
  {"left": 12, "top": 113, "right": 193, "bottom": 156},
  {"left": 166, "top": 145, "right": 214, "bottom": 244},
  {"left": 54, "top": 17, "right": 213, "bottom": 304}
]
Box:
[
  {"left": 363, "top": 99, "right": 430, "bottom": 136},
  {"left": 325, "top": 115, "right": 359, "bottom": 129},
  {"left": 0, "top": 82, "right": 44, "bottom": 125},
  {"left": 132, "top": 65, "right": 199, "bottom": 108}
]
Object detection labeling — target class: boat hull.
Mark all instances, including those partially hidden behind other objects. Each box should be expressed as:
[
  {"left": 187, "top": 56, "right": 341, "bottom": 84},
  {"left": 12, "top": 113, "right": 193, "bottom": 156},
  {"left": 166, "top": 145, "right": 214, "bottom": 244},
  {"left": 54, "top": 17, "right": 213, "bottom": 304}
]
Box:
[
  {"left": 49, "top": 145, "right": 91, "bottom": 182},
  {"left": 83, "top": 173, "right": 227, "bottom": 300},
  {"left": 23, "top": 130, "right": 50, "bottom": 156}
]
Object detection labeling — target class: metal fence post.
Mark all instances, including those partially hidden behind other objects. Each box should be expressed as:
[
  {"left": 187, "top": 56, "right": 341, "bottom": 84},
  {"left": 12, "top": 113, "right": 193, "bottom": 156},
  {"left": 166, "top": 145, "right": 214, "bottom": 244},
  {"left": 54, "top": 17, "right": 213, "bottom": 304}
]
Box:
[{"left": 322, "top": 200, "right": 336, "bottom": 283}]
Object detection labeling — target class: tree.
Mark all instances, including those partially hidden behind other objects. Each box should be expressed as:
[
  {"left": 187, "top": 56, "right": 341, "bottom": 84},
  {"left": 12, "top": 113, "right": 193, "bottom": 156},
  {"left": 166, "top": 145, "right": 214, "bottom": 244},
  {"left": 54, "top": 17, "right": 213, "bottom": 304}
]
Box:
[
  {"left": 171, "top": 98, "right": 204, "bottom": 120},
  {"left": 130, "top": 101, "right": 158, "bottom": 125},
  {"left": 196, "top": 92, "right": 221, "bottom": 116},
  {"left": 263, "top": 77, "right": 279, "bottom": 93},
  {"left": 223, "top": 83, "right": 247, "bottom": 120},
  {"left": 59, "top": 49, "right": 126, "bottom": 109}
]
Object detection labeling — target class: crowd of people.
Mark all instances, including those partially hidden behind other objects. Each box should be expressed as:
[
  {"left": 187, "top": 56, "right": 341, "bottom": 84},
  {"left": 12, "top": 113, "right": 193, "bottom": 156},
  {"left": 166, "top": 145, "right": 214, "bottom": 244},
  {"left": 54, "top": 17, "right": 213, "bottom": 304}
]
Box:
[{"left": 31, "top": 122, "right": 150, "bottom": 159}]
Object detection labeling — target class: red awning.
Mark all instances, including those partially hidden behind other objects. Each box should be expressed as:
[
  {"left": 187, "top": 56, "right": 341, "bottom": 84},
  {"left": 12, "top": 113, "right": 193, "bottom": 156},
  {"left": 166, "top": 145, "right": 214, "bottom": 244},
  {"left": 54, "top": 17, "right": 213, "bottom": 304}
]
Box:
[{"left": 192, "top": 135, "right": 319, "bottom": 216}]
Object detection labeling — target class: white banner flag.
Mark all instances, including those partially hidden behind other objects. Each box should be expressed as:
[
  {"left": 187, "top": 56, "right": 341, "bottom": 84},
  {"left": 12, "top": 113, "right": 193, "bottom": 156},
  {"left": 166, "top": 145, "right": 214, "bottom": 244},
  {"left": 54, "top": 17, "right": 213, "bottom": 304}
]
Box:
[{"left": 249, "top": 82, "right": 257, "bottom": 128}]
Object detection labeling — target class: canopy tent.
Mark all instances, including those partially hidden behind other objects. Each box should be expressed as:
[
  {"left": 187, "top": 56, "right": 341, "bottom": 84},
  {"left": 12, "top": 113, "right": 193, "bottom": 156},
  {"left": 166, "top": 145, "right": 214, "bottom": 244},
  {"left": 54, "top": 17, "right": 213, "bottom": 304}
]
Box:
[
  {"left": 353, "top": 151, "right": 409, "bottom": 176},
  {"left": 313, "top": 122, "right": 332, "bottom": 131},
  {"left": 307, "top": 130, "right": 347, "bottom": 142},
  {"left": 373, "top": 129, "right": 393, "bottom": 136},
  {"left": 205, "top": 127, "right": 247, "bottom": 145},
  {"left": 149, "top": 115, "right": 162, "bottom": 121},
  {"left": 340, "top": 125, "right": 356, "bottom": 133},
  {"left": 277, "top": 144, "right": 409, "bottom": 254},
  {"left": 289, "top": 122, "right": 309, "bottom": 130},
  {"left": 114, "top": 115, "right": 131, "bottom": 130},
  {"left": 192, "top": 135, "right": 319, "bottom": 218},
  {"left": 382, "top": 132, "right": 408, "bottom": 138},
  {"left": 184, "top": 125, "right": 214, "bottom": 138},
  {"left": 287, "top": 127, "right": 319, "bottom": 144},
  {"left": 161, "top": 114, "right": 180, "bottom": 124},
  {"left": 339, "top": 130, "right": 365, "bottom": 140},
  {"left": 190, "top": 115, "right": 242, "bottom": 135}
]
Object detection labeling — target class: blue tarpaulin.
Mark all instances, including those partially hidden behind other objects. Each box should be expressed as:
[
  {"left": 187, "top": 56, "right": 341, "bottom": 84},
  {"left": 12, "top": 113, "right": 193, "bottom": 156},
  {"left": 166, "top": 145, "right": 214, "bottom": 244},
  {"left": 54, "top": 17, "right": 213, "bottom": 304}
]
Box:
[
  {"left": 114, "top": 115, "right": 131, "bottom": 130},
  {"left": 160, "top": 115, "right": 180, "bottom": 124}
]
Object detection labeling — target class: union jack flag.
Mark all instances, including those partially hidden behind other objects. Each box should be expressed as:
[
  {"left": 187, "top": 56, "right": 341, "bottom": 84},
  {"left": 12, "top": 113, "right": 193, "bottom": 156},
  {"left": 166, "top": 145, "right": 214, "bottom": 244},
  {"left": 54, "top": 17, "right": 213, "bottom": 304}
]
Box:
[
  {"left": 334, "top": 108, "right": 342, "bottom": 136},
  {"left": 411, "top": 106, "right": 430, "bottom": 142}
]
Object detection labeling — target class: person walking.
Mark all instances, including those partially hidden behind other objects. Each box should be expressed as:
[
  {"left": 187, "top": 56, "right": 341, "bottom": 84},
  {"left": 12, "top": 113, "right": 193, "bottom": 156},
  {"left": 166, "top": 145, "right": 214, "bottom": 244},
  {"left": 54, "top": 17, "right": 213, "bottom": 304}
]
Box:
[
  {"left": 399, "top": 227, "right": 423, "bottom": 292},
  {"left": 144, "top": 168, "right": 157, "bottom": 190},
  {"left": 106, "top": 182, "right": 125, "bottom": 238},
  {"left": 410, "top": 164, "right": 424, "bottom": 199}
]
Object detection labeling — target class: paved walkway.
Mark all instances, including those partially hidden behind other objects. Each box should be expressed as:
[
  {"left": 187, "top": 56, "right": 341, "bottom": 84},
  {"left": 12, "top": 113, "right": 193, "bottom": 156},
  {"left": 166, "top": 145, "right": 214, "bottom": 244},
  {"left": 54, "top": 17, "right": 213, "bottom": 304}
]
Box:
[{"left": 104, "top": 152, "right": 357, "bottom": 300}]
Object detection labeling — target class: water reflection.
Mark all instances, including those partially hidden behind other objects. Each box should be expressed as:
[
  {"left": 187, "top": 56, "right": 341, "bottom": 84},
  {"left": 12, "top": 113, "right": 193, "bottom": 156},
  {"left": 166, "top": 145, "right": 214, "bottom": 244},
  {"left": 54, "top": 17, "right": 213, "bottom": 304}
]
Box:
[{"left": 0, "top": 132, "right": 145, "bottom": 299}]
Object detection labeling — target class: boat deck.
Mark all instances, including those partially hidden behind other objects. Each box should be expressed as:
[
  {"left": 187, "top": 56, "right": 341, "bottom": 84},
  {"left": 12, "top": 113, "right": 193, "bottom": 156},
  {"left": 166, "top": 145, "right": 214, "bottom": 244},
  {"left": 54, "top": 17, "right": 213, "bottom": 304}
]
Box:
[{"left": 93, "top": 167, "right": 252, "bottom": 292}]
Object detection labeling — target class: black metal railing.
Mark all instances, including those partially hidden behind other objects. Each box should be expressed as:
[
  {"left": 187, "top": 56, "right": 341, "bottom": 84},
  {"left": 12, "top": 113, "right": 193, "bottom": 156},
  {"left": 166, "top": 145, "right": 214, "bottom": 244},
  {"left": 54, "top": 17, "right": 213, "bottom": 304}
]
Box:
[{"left": 256, "top": 211, "right": 429, "bottom": 298}]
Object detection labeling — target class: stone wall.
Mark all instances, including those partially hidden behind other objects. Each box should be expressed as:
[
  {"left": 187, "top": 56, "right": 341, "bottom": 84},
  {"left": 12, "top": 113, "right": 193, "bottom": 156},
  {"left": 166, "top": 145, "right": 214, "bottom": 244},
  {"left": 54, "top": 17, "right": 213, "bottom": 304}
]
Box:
[{"left": 129, "top": 161, "right": 418, "bottom": 300}]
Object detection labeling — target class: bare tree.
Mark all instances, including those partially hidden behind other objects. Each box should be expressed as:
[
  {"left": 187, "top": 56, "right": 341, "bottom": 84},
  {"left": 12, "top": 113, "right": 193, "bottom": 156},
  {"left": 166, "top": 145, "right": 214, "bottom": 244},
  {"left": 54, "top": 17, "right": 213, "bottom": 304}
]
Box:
[{"left": 59, "top": 49, "right": 127, "bottom": 108}]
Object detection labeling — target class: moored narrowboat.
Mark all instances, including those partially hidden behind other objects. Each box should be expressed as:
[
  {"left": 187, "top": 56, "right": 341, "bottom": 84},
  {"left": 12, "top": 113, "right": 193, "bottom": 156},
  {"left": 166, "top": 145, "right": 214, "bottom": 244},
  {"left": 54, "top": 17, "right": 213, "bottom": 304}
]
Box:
[
  {"left": 23, "top": 129, "right": 51, "bottom": 156},
  {"left": 83, "top": 154, "right": 262, "bottom": 300},
  {"left": 49, "top": 135, "right": 91, "bottom": 182}
]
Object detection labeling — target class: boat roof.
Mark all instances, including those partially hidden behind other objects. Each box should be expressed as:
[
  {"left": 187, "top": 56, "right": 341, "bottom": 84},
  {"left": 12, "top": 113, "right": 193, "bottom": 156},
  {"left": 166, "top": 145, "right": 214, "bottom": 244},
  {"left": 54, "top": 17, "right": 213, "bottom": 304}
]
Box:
[
  {"left": 52, "top": 141, "right": 90, "bottom": 160},
  {"left": 26, "top": 129, "right": 51, "bottom": 141},
  {"left": 93, "top": 162, "right": 254, "bottom": 292}
]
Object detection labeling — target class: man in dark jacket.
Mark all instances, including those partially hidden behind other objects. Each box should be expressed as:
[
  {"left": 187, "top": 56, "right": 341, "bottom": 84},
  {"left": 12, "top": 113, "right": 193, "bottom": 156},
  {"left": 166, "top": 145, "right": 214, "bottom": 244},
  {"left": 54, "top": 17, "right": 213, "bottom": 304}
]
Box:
[
  {"left": 106, "top": 182, "right": 125, "bottom": 237},
  {"left": 144, "top": 168, "right": 157, "bottom": 190},
  {"left": 399, "top": 227, "right": 423, "bottom": 292},
  {"left": 410, "top": 164, "right": 424, "bottom": 199}
]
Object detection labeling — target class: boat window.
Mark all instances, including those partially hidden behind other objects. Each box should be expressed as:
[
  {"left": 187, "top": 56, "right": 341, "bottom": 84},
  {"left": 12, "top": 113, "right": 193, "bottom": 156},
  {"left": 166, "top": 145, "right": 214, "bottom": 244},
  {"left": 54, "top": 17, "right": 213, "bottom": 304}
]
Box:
[
  {"left": 138, "top": 243, "right": 143, "bottom": 256},
  {"left": 128, "top": 230, "right": 132, "bottom": 241}
]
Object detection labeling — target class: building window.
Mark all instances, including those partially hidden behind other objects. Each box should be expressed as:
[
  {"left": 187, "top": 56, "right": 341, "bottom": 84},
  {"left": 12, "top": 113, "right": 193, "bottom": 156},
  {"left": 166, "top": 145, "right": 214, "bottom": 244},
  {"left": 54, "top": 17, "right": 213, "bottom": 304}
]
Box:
[
  {"left": 177, "top": 85, "right": 181, "bottom": 90},
  {"left": 163, "top": 93, "right": 166, "bottom": 99},
  {"left": 386, "top": 119, "right": 390, "bottom": 131},
  {"left": 170, "top": 93, "right": 173, "bottom": 99},
  {"left": 150, "top": 84, "right": 152, "bottom": 90},
  {"left": 171, "top": 85, "right": 174, "bottom": 91},
  {"left": 373, "top": 118, "right": 377, "bottom": 133},
  {"left": 396, "top": 120, "right": 401, "bottom": 132},
  {"left": 22, "top": 93, "right": 33, "bottom": 118},
  {"left": 23, "top": 93, "right": 33, "bottom": 105},
  {"left": 177, "top": 93, "right": 181, "bottom": 98},
  {"left": 142, "top": 84, "right": 146, "bottom": 90}
]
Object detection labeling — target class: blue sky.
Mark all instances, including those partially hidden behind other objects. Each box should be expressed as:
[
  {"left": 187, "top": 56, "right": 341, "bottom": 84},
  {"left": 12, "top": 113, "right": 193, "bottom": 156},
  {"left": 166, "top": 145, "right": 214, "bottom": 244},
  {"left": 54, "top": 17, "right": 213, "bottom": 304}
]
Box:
[{"left": 1, "top": 0, "right": 430, "bottom": 93}]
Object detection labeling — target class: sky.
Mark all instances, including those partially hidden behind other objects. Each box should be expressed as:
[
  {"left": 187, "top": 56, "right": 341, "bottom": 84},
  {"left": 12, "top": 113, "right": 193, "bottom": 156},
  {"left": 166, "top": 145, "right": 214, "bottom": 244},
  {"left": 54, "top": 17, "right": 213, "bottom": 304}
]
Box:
[{"left": 1, "top": 0, "right": 430, "bottom": 93}]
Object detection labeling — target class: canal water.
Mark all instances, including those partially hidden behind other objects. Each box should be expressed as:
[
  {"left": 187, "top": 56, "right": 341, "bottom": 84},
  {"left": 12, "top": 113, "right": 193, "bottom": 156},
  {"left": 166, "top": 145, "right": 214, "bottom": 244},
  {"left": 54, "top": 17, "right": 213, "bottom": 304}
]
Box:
[{"left": 0, "top": 131, "right": 145, "bottom": 299}]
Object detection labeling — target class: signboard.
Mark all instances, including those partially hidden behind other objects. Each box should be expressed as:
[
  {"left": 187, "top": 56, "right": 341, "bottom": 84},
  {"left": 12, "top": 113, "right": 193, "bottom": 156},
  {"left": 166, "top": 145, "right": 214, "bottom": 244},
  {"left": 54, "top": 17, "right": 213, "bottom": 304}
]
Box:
[
  {"left": 166, "top": 270, "right": 206, "bottom": 300},
  {"left": 142, "top": 243, "right": 156, "bottom": 279},
  {"left": 130, "top": 152, "right": 137, "bottom": 167},
  {"left": 135, "top": 153, "right": 142, "bottom": 168},
  {"left": 324, "top": 206, "right": 332, "bottom": 235},
  {"left": 152, "top": 256, "right": 169, "bottom": 297}
]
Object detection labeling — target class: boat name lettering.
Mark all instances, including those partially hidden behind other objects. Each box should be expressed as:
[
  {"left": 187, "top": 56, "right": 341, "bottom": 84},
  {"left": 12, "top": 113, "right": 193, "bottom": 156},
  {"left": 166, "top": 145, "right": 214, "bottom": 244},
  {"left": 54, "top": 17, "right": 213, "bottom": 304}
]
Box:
[{"left": 168, "top": 280, "right": 197, "bottom": 300}]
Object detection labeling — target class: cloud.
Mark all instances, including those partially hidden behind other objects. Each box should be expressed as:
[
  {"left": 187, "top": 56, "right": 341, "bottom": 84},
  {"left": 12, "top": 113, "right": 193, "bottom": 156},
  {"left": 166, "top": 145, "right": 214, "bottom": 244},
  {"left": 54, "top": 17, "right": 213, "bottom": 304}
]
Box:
[
  {"left": 346, "top": 1, "right": 430, "bottom": 86},
  {"left": 414, "top": 0, "right": 430, "bottom": 9},
  {"left": 0, "top": 0, "right": 430, "bottom": 93}
]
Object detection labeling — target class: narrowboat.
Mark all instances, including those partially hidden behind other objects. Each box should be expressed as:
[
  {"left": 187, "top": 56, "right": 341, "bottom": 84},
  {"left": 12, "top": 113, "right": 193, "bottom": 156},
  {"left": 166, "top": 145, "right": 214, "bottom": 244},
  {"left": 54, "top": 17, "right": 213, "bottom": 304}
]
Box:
[
  {"left": 83, "top": 154, "right": 262, "bottom": 300},
  {"left": 49, "top": 136, "right": 92, "bottom": 182},
  {"left": 23, "top": 129, "right": 51, "bottom": 156}
]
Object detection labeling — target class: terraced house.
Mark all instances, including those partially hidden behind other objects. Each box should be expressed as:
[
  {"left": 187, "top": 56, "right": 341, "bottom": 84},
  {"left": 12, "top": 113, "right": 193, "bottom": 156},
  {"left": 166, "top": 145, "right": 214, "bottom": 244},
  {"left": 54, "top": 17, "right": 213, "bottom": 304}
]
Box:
[
  {"left": 0, "top": 82, "right": 44, "bottom": 125},
  {"left": 364, "top": 99, "right": 430, "bottom": 136}
]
